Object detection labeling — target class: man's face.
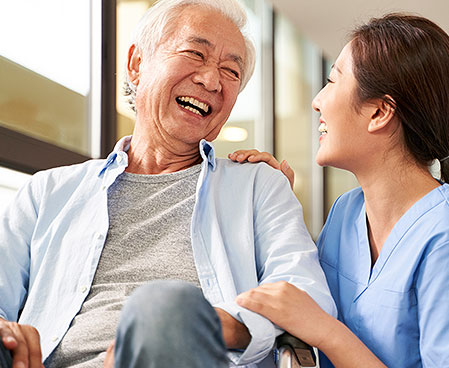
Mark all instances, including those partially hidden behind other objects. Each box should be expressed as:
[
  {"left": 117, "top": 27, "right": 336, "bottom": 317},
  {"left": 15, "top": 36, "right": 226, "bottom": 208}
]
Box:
[{"left": 128, "top": 6, "right": 246, "bottom": 147}]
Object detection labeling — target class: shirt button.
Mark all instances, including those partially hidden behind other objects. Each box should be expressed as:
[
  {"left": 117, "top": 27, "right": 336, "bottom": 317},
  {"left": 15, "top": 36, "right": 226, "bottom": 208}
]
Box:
[
  {"left": 95, "top": 232, "right": 104, "bottom": 240},
  {"left": 101, "top": 185, "right": 106, "bottom": 190},
  {"left": 80, "top": 285, "right": 87, "bottom": 293},
  {"left": 51, "top": 336, "right": 58, "bottom": 342},
  {"left": 117, "top": 155, "right": 123, "bottom": 163}
]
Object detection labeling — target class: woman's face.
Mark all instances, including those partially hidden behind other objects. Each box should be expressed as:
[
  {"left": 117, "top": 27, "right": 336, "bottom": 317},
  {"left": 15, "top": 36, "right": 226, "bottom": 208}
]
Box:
[{"left": 312, "top": 42, "right": 373, "bottom": 171}]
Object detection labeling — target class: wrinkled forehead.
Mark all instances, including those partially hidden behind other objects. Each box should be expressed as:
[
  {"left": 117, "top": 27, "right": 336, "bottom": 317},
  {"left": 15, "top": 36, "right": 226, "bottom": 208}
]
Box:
[{"left": 161, "top": 5, "right": 246, "bottom": 58}]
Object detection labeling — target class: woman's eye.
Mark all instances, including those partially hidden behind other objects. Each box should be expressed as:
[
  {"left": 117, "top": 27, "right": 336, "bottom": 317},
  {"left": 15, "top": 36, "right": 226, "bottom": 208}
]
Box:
[{"left": 326, "top": 78, "right": 334, "bottom": 84}]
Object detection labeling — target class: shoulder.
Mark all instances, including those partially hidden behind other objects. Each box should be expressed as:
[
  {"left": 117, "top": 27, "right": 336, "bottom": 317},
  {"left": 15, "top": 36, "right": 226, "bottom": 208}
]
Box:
[
  {"left": 317, "top": 187, "right": 363, "bottom": 251},
  {"left": 30, "top": 158, "right": 105, "bottom": 191},
  {"left": 328, "top": 186, "right": 364, "bottom": 220},
  {"left": 214, "top": 158, "right": 287, "bottom": 183},
  {"left": 412, "top": 184, "right": 449, "bottom": 247},
  {"left": 211, "top": 158, "right": 294, "bottom": 202}
]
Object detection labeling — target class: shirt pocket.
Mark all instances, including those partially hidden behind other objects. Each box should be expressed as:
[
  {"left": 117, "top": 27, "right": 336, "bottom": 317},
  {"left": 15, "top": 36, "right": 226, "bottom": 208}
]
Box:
[{"left": 362, "top": 288, "right": 420, "bottom": 367}]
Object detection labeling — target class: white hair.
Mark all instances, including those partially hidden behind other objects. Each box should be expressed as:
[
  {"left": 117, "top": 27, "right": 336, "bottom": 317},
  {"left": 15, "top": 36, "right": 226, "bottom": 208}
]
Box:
[{"left": 124, "top": 0, "right": 256, "bottom": 112}]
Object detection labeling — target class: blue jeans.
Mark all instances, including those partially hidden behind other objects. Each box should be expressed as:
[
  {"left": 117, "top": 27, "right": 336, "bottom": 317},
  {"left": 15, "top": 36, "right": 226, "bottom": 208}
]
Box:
[{"left": 114, "top": 280, "right": 230, "bottom": 368}]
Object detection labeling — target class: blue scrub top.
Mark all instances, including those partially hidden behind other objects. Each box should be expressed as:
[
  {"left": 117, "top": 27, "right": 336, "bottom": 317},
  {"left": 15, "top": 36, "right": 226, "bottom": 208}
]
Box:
[{"left": 317, "top": 184, "right": 449, "bottom": 367}]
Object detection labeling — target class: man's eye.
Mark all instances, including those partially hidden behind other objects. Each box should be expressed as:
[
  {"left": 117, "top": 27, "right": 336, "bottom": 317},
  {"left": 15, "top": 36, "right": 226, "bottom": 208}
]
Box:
[
  {"left": 326, "top": 78, "right": 334, "bottom": 84},
  {"left": 222, "top": 68, "right": 240, "bottom": 79},
  {"left": 187, "top": 50, "right": 204, "bottom": 59}
]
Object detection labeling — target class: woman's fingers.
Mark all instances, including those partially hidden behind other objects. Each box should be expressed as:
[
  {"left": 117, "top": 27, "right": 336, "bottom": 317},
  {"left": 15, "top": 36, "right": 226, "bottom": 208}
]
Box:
[
  {"left": 236, "top": 282, "right": 334, "bottom": 348},
  {"left": 229, "top": 151, "right": 295, "bottom": 188},
  {"left": 280, "top": 160, "right": 295, "bottom": 189},
  {"left": 236, "top": 282, "right": 290, "bottom": 323},
  {"left": 228, "top": 150, "right": 278, "bottom": 167},
  {"left": 228, "top": 149, "right": 264, "bottom": 163}
]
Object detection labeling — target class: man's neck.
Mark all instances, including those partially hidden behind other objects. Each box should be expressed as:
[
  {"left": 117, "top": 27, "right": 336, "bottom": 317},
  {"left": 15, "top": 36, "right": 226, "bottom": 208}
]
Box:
[{"left": 125, "top": 134, "right": 202, "bottom": 175}]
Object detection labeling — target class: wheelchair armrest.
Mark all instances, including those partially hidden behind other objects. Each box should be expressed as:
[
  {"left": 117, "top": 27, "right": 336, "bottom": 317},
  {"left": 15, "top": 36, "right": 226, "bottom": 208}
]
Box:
[{"left": 276, "top": 332, "right": 316, "bottom": 367}]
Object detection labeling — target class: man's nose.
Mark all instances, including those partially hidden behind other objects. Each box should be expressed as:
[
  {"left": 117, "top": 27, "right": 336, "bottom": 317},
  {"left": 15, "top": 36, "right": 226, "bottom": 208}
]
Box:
[{"left": 192, "top": 65, "right": 222, "bottom": 93}]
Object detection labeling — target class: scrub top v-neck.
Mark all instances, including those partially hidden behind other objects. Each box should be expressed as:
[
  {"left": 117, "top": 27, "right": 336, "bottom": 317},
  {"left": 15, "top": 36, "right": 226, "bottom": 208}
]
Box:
[{"left": 317, "top": 184, "right": 449, "bottom": 367}]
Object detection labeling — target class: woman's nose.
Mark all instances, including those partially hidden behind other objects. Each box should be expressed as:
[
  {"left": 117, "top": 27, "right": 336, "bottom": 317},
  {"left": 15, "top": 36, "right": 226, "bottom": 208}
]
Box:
[{"left": 311, "top": 89, "right": 323, "bottom": 112}]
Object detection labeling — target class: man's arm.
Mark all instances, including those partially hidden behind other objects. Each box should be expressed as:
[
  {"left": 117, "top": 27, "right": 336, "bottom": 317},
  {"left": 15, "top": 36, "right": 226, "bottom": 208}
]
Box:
[
  {"left": 214, "top": 308, "right": 250, "bottom": 349},
  {"left": 0, "top": 177, "right": 42, "bottom": 367}
]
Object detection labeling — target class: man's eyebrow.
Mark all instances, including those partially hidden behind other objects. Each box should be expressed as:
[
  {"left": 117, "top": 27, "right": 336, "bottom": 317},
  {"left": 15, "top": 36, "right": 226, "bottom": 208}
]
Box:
[
  {"left": 187, "top": 36, "right": 213, "bottom": 48},
  {"left": 228, "top": 54, "right": 244, "bottom": 72},
  {"left": 186, "top": 36, "right": 244, "bottom": 72}
]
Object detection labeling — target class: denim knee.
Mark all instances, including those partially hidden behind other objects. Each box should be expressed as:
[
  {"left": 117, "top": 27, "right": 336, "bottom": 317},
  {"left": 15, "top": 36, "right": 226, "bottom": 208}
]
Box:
[
  {"left": 114, "top": 280, "right": 228, "bottom": 368},
  {"left": 123, "top": 280, "right": 207, "bottom": 327}
]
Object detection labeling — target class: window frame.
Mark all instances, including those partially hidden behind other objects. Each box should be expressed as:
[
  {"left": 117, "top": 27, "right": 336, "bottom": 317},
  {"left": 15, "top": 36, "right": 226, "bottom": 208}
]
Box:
[{"left": 0, "top": 0, "right": 117, "bottom": 175}]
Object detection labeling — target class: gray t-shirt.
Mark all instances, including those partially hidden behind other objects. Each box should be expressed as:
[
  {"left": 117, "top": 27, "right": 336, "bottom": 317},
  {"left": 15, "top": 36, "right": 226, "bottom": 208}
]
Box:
[{"left": 46, "top": 164, "right": 201, "bottom": 367}]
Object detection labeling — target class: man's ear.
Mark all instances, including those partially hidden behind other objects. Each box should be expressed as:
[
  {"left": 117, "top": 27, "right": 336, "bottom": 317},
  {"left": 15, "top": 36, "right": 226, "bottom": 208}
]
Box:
[
  {"left": 367, "top": 95, "right": 396, "bottom": 133},
  {"left": 127, "top": 44, "right": 142, "bottom": 85}
]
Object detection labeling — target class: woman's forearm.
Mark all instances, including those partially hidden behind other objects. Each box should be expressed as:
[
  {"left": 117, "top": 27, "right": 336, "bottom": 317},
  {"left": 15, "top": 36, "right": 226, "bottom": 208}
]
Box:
[
  {"left": 236, "top": 282, "right": 386, "bottom": 368},
  {"left": 318, "top": 316, "right": 386, "bottom": 368}
]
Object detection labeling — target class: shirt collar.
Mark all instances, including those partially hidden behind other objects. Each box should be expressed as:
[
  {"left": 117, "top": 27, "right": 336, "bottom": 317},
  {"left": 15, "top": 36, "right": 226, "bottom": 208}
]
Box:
[
  {"left": 199, "top": 139, "right": 217, "bottom": 171},
  {"left": 98, "top": 136, "right": 216, "bottom": 176}
]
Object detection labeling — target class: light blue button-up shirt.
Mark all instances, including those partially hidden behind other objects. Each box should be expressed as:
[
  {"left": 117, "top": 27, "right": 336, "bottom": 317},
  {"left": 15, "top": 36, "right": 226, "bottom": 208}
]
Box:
[
  {"left": 0, "top": 136, "right": 336, "bottom": 367},
  {"left": 318, "top": 185, "right": 449, "bottom": 367}
]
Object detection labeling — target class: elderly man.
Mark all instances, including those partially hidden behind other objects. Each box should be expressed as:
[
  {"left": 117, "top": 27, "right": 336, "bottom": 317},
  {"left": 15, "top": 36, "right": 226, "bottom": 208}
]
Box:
[{"left": 0, "top": 0, "right": 336, "bottom": 367}]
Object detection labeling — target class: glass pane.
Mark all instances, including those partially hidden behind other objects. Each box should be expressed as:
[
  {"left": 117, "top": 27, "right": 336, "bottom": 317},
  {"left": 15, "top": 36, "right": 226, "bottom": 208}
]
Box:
[
  {"left": 115, "top": 0, "right": 263, "bottom": 159},
  {"left": 116, "top": 0, "right": 154, "bottom": 139},
  {"left": 274, "top": 13, "right": 316, "bottom": 232},
  {"left": 214, "top": 0, "right": 260, "bottom": 158},
  {"left": 0, "top": 0, "right": 91, "bottom": 156}
]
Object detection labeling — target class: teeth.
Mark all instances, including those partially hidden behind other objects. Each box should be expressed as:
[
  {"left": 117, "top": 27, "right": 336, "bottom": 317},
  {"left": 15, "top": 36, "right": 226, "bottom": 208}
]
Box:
[
  {"left": 179, "top": 96, "right": 209, "bottom": 113},
  {"left": 182, "top": 105, "right": 203, "bottom": 116},
  {"left": 319, "top": 123, "right": 328, "bottom": 134}
]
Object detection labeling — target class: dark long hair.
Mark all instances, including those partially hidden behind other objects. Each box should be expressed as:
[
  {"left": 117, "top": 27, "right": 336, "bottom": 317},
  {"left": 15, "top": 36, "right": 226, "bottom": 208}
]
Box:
[{"left": 350, "top": 13, "right": 449, "bottom": 182}]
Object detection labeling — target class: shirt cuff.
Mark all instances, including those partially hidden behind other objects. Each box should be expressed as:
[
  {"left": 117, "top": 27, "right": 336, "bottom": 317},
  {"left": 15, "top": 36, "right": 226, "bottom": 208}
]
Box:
[{"left": 214, "top": 300, "right": 279, "bottom": 365}]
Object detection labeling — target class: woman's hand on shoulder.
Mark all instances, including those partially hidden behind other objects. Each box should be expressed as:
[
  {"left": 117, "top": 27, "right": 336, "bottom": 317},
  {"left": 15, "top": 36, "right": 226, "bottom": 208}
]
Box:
[{"left": 228, "top": 150, "right": 294, "bottom": 189}]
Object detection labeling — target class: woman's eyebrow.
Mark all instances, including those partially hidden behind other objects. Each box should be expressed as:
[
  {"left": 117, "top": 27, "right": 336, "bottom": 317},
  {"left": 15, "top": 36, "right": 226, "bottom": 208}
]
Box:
[{"left": 331, "top": 63, "right": 342, "bottom": 74}]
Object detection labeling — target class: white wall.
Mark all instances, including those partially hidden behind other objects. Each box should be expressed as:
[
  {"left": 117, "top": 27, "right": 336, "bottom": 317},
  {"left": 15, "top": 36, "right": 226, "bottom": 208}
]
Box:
[{"left": 268, "top": 0, "right": 449, "bottom": 61}]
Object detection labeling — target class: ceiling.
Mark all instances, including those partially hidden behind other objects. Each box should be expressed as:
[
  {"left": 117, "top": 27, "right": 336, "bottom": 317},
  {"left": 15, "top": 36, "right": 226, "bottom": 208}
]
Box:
[{"left": 267, "top": 0, "right": 449, "bottom": 60}]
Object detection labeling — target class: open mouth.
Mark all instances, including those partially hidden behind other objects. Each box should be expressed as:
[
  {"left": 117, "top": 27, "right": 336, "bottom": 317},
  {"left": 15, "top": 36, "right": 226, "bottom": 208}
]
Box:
[
  {"left": 176, "top": 96, "right": 211, "bottom": 117},
  {"left": 319, "top": 122, "right": 328, "bottom": 135}
]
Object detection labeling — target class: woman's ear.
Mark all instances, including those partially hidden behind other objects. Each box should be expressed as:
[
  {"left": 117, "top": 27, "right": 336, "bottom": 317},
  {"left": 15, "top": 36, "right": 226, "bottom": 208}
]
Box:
[
  {"left": 368, "top": 95, "right": 396, "bottom": 133},
  {"left": 127, "top": 44, "right": 141, "bottom": 86}
]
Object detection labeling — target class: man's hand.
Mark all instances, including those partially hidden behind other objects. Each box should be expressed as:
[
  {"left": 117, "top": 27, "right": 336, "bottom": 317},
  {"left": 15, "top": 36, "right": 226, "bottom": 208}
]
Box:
[
  {"left": 104, "top": 340, "right": 115, "bottom": 368},
  {"left": 214, "top": 308, "right": 251, "bottom": 349},
  {"left": 0, "top": 318, "right": 43, "bottom": 368}
]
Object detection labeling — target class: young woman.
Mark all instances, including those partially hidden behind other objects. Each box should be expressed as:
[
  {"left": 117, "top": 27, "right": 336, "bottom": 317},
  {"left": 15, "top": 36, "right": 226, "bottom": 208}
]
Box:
[{"left": 231, "top": 13, "right": 449, "bottom": 368}]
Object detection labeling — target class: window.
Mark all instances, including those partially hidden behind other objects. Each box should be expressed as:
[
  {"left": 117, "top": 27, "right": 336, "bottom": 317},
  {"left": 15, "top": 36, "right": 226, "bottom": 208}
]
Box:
[
  {"left": 0, "top": 0, "right": 116, "bottom": 174},
  {"left": 274, "top": 13, "right": 324, "bottom": 238}
]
